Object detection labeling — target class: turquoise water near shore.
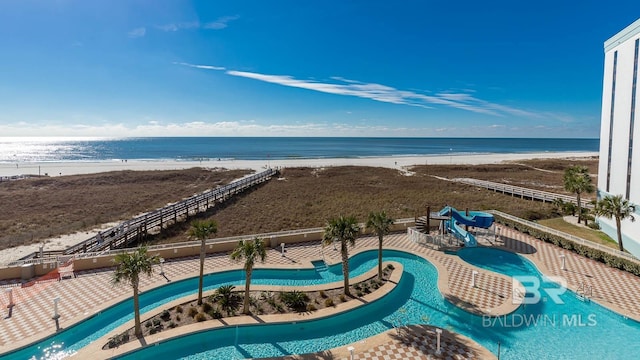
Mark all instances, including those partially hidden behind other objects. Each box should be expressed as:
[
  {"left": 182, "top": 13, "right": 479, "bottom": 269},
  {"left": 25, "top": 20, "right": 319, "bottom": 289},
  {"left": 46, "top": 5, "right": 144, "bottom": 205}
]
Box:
[{"left": 0, "top": 137, "right": 598, "bottom": 163}]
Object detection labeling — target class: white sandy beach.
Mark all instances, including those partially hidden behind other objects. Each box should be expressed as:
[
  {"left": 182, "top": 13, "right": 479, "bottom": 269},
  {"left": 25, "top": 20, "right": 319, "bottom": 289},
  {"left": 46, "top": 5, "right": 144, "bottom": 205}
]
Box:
[
  {"left": 0, "top": 151, "right": 597, "bottom": 265},
  {"left": 0, "top": 151, "right": 598, "bottom": 178}
]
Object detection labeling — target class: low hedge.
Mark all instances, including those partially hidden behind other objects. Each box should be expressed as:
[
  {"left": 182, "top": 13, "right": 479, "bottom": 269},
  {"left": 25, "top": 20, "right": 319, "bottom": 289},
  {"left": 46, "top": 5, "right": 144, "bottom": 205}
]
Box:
[{"left": 494, "top": 214, "right": 640, "bottom": 277}]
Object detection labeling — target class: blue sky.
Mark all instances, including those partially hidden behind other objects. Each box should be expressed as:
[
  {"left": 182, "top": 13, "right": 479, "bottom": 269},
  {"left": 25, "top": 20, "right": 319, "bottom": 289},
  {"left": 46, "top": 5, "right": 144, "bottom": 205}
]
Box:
[{"left": 0, "top": 1, "right": 638, "bottom": 138}]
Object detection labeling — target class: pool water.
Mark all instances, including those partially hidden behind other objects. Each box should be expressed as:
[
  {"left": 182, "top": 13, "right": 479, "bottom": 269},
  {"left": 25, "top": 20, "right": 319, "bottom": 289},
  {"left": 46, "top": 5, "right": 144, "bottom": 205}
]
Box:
[
  {"left": 4, "top": 248, "right": 640, "bottom": 359},
  {"left": 117, "top": 249, "right": 640, "bottom": 360},
  {"left": 0, "top": 251, "right": 382, "bottom": 360}
]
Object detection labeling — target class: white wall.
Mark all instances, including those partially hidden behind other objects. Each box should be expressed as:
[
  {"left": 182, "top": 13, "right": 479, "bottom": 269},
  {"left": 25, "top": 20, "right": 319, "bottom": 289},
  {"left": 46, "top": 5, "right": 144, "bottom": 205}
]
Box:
[{"left": 598, "top": 19, "right": 640, "bottom": 258}]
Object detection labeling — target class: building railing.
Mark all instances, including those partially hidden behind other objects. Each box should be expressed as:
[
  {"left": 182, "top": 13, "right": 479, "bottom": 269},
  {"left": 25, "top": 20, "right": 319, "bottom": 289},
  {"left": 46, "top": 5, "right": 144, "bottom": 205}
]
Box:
[{"left": 4, "top": 218, "right": 415, "bottom": 266}]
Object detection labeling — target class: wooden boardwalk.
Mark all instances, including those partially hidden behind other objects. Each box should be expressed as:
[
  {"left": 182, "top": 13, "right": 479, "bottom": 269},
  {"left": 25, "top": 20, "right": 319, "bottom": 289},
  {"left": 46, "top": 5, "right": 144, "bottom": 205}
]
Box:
[
  {"left": 451, "top": 177, "right": 592, "bottom": 208},
  {"left": 59, "top": 168, "right": 279, "bottom": 255},
  {"left": 2, "top": 168, "right": 278, "bottom": 265}
]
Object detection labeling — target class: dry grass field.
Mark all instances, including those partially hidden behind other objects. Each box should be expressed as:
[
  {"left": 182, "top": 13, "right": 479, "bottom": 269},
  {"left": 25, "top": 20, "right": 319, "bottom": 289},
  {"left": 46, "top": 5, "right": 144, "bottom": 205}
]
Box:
[
  {"left": 0, "top": 168, "right": 249, "bottom": 250},
  {"left": 0, "top": 157, "right": 599, "bottom": 250},
  {"left": 150, "top": 157, "right": 599, "bottom": 245}
]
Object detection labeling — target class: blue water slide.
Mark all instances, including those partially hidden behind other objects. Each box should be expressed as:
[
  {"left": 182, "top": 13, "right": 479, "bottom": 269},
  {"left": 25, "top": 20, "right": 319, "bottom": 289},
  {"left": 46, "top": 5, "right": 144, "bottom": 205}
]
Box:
[
  {"left": 439, "top": 206, "right": 494, "bottom": 229},
  {"left": 439, "top": 206, "right": 495, "bottom": 247},
  {"left": 445, "top": 219, "right": 477, "bottom": 247}
]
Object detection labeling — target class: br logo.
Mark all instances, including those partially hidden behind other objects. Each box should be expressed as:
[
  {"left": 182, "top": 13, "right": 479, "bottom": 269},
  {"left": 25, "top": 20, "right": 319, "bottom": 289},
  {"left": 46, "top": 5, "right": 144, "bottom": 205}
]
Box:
[{"left": 512, "top": 276, "right": 567, "bottom": 305}]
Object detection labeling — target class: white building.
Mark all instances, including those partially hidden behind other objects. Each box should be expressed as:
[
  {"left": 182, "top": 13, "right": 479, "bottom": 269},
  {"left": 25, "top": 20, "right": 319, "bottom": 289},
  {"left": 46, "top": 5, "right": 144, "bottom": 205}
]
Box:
[{"left": 598, "top": 18, "right": 640, "bottom": 258}]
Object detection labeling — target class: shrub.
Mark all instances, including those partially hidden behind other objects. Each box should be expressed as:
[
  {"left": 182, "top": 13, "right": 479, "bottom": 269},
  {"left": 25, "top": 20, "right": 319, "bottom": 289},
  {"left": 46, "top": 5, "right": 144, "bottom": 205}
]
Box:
[
  {"left": 106, "top": 333, "right": 130, "bottom": 349},
  {"left": 208, "top": 307, "right": 223, "bottom": 319},
  {"left": 195, "top": 312, "right": 207, "bottom": 322},
  {"left": 152, "top": 319, "right": 161, "bottom": 327},
  {"left": 145, "top": 320, "right": 152, "bottom": 328},
  {"left": 356, "top": 291, "right": 364, "bottom": 297},
  {"left": 160, "top": 310, "right": 171, "bottom": 321},
  {"left": 168, "top": 321, "right": 177, "bottom": 329},
  {"left": 279, "top": 290, "right": 309, "bottom": 310},
  {"left": 202, "top": 302, "right": 213, "bottom": 313},
  {"left": 339, "top": 294, "right": 346, "bottom": 302},
  {"left": 306, "top": 304, "right": 317, "bottom": 311},
  {"left": 588, "top": 222, "right": 601, "bottom": 230},
  {"left": 188, "top": 306, "right": 198, "bottom": 318},
  {"left": 149, "top": 327, "right": 158, "bottom": 334},
  {"left": 176, "top": 315, "right": 181, "bottom": 322},
  {"left": 175, "top": 305, "right": 183, "bottom": 313},
  {"left": 324, "top": 298, "right": 334, "bottom": 307},
  {"left": 494, "top": 215, "right": 640, "bottom": 278},
  {"left": 319, "top": 290, "right": 327, "bottom": 298},
  {"left": 386, "top": 264, "right": 395, "bottom": 270}
]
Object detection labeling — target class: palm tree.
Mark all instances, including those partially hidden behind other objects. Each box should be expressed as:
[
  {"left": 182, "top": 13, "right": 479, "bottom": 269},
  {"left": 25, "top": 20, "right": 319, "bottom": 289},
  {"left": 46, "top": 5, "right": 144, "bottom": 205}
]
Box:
[
  {"left": 322, "top": 215, "right": 361, "bottom": 296},
  {"left": 188, "top": 219, "right": 218, "bottom": 305},
  {"left": 366, "top": 211, "right": 395, "bottom": 280},
  {"left": 594, "top": 194, "right": 636, "bottom": 252},
  {"left": 230, "top": 237, "right": 267, "bottom": 314},
  {"left": 563, "top": 165, "right": 594, "bottom": 224},
  {"left": 112, "top": 246, "right": 159, "bottom": 337}
]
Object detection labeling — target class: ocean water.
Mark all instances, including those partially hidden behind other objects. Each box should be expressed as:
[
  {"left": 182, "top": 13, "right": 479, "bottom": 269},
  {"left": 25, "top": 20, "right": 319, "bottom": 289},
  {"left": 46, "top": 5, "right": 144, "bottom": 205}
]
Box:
[{"left": 0, "top": 137, "right": 598, "bottom": 163}]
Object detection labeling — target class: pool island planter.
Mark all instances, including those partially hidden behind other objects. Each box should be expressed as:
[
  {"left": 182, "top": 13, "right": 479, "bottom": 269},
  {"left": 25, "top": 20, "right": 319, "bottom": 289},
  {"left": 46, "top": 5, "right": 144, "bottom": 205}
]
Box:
[{"left": 77, "top": 261, "right": 403, "bottom": 359}]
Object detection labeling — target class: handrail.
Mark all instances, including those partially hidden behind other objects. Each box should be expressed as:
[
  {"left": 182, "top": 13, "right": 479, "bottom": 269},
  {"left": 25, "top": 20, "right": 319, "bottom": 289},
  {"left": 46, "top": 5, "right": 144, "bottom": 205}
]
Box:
[
  {"left": 5, "top": 218, "right": 414, "bottom": 265},
  {"left": 453, "top": 178, "right": 593, "bottom": 208},
  {"left": 489, "top": 210, "right": 639, "bottom": 263}
]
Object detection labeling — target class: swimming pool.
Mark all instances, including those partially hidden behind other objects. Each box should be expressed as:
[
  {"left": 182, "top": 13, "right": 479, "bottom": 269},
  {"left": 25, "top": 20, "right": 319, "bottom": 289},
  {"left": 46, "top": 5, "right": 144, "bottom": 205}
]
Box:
[
  {"left": 4, "top": 248, "right": 640, "bottom": 359},
  {"left": 117, "top": 248, "right": 640, "bottom": 360},
  {"left": 0, "top": 253, "right": 378, "bottom": 360}
]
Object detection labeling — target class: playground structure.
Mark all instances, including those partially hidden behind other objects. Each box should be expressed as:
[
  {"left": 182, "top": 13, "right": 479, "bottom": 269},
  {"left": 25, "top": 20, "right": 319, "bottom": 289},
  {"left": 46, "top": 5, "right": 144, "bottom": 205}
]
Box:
[{"left": 409, "top": 206, "right": 495, "bottom": 249}]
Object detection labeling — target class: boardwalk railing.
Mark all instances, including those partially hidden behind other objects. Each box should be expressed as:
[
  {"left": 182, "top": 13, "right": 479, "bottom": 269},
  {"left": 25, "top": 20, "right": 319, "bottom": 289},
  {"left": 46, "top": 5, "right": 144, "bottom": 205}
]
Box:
[
  {"left": 489, "top": 210, "right": 639, "bottom": 263},
  {"left": 452, "top": 178, "right": 592, "bottom": 208},
  {"left": 59, "top": 168, "right": 278, "bottom": 256},
  {"left": 7, "top": 168, "right": 278, "bottom": 266}
]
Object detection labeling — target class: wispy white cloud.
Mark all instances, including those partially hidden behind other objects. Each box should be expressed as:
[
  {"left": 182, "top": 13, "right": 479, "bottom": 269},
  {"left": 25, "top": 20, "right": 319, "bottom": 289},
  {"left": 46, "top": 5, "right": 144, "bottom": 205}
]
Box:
[
  {"left": 128, "top": 27, "right": 146, "bottom": 38},
  {"left": 157, "top": 21, "right": 200, "bottom": 32},
  {"left": 173, "top": 62, "right": 569, "bottom": 121},
  {"left": 203, "top": 15, "right": 240, "bottom": 30},
  {"left": 174, "top": 62, "right": 226, "bottom": 71},
  {"left": 222, "top": 70, "right": 542, "bottom": 117},
  {"left": 157, "top": 16, "right": 239, "bottom": 32}
]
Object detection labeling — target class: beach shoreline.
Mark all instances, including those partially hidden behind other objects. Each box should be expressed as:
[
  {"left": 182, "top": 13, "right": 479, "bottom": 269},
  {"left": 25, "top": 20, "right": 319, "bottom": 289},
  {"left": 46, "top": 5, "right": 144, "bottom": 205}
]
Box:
[
  {"left": 0, "top": 151, "right": 598, "bottom": 178},
  {"left": 0, "top": 151, "right": 597, "bottom": 265}
]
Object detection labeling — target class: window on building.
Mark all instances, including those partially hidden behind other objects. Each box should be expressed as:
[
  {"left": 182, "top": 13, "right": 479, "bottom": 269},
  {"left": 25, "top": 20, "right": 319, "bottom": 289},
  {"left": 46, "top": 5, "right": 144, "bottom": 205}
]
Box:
[
  {"left": 627, "top": 39, "right": 639, "bottom": 199},
  {"left": 607, "top": 51, "right": 618, "bottom": 192}
]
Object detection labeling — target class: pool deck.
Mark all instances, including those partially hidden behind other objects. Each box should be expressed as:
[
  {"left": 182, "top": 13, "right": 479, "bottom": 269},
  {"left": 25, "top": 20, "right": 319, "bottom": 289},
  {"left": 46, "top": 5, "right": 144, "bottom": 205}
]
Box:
[{"left": 1, "top": 228, "right": 640, "bottom": 358}]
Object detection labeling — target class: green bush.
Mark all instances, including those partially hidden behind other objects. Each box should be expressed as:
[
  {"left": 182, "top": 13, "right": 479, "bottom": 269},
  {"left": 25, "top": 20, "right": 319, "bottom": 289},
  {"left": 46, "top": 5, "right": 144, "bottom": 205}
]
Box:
[
  {"left": 339, "top": 294, "right": 346, "bottom": 302},
  {"left": 175, "top": 305, "right": 183, "bottom": 313},
  {"left": 207, "top": 307, "right": 223, "bottom": 319},
  {"left": 324, "top": 298, "right": 334, "bottom": 307},
  {"left": 306, "top": 304, "right": 317, "bottom": 311},
  {"left": 494, "top": 215, "right": 640, "bottom": 277},
  {"left": 279, "top": 290, "right": 309, "bottom": 310},
  {"left": 160, "top": 309, "right": 171, "bottom": 321},
  {"left": 202, "top": 302, "right": 213, "bottom": 313}
]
